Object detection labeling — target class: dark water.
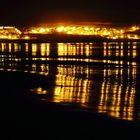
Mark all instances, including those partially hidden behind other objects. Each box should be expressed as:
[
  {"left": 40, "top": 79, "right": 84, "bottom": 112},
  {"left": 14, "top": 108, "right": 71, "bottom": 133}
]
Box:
[{"left": 1, "top": 42, "right": 140, "bottom": 121}]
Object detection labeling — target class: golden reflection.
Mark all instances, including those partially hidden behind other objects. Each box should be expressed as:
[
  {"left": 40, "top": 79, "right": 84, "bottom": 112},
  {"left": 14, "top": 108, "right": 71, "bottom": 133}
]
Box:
[
  {"left": 9, "top": 43, "right": 12, "bottom": 52},
  {"left": 0, "top": 42, "right": 139, "bottom": 121},
  {"left": 40, "top": 43, "right": 50, "bottom": 56},
  {"left": 53, "top": 75, "right": 90, "bottom": 103},
  {"left": 103, "top": 42, "right": 107, "bottom": 57},
  {"left": 57, "top": 43, "right": 93, "bottom": 57},
  {"left": 132, "top": 47, "right": 137, "bottom": 58},
  {"left": 58, "top": 43, "right": 68, "bottom": 56},
  {"left": 52, "top": 65, "right": 91, "bottom": 104},
  {"left": 25, "top": 43, "right": 29, "bottom": 52},
  {"left": 40, "top": 43, "right": 46, "bottom": 56},
  {"left": 30, "top": 63, "right": 49, "bottom": 75},
  {"left": 31, "top": 87, "right": 47, "bottom": 94},
  {"left": 98, "top": 66, "right": 136, "bottom": 120},
  {"left": 32, "top": 44, "right": 37, "bottom": 56},
  {"left": 14, "top": 43, "right": 19, "bottom": 52},
  {"left": 103, "top": 42, "right": 139, "bottom": 59},
  {"left": 1, "top": 43, "right": 5, "bottom": 52}
]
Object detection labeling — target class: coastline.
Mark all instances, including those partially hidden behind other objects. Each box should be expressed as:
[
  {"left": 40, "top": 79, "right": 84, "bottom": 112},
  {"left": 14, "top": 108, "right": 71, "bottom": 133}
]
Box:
[
  {"left": 0, "top": 34, "right": 140, "bottom": 43},
  {"left": 0, "top": 70, "right": 140, "bottom": 138}
]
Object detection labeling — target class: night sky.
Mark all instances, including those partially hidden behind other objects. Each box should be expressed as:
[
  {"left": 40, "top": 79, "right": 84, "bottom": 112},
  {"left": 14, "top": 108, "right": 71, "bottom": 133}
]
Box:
[{"left": 1, "top": 0, "right": 140, "bottom": 26}]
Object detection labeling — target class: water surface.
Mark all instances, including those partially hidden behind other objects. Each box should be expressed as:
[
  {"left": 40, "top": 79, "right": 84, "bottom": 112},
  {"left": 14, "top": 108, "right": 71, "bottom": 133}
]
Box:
[{"left": 0, "top": 41, "right": 140, "bottom": 121}]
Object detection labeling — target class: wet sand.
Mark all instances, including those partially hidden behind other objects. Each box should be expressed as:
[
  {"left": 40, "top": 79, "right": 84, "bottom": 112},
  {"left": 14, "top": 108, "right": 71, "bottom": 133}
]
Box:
[{"left": 0, "top": 71, "right": 140, "bottom": 139}]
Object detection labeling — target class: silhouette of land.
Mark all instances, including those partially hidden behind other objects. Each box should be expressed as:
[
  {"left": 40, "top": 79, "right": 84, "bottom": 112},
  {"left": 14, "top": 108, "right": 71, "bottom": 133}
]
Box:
[{"left": 0, "top": 34, "right": 140, "bottom": 43}]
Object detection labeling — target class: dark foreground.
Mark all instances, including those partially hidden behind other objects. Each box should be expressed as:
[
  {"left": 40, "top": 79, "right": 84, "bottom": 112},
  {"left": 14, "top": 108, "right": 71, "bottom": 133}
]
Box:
[{"left": 0, "top": 71, "right": 140, "bottom": 139}]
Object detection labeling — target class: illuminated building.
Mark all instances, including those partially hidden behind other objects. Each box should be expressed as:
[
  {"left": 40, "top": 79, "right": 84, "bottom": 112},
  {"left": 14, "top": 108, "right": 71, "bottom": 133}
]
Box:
[
  {"left": 0, "top": 26, "right": 22, "bottom": 39},
  {"left": 26, "top": 24, "right": 140, "bottom": 40},
  {"left": 0, "top": 24, "right": 140, "bottom": 40}
]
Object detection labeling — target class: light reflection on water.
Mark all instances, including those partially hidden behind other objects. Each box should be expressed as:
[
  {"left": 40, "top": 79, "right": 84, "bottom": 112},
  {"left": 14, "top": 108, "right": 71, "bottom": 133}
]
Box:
[{"left": 0, "top": 42, "right": 140, "bottom": 121}]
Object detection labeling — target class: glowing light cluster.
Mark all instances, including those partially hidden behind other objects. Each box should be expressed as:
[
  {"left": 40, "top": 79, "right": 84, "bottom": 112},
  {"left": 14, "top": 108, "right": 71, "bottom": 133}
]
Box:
[
  {"left": 27, "top": 24, "right": 140, "bottom": 40},
  {"left": 29, "top": 27, "right": 52, "bottom": 34},
  {"left": 0, "top": 26, "right": 22, "bottom": 39},
  {"left": 0, "top": 24, "right": 140, "bottom": 40}
]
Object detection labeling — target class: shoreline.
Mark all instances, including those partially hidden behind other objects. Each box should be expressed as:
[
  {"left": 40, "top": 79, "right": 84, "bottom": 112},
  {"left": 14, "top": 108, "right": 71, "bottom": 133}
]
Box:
[
  {"left": 0, "top": 35, "right": 140, "bottom": 43},
  {"left": 0, "top": 66, "right": 140, "bottom": 138}
]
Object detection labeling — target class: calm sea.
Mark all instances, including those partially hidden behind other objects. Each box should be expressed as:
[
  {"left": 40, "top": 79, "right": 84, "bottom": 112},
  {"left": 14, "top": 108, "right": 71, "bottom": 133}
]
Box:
[{"left": 1, "top": 41, "right": 140, "bottom": 121}]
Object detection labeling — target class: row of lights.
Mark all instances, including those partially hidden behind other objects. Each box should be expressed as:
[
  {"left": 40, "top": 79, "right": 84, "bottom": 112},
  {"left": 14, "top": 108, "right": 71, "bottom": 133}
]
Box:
[
  {"left": 0, "top": 25, "right": 140, "bottom": 40},
  {"left": 28, "top": 25, "right": 140, "bottom": 40}
]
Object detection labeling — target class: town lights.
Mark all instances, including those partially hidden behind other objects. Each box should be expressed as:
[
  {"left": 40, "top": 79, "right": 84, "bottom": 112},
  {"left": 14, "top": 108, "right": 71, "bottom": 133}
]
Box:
[{"left": 0, "top": 25, "right": 140, "bottom": 40}]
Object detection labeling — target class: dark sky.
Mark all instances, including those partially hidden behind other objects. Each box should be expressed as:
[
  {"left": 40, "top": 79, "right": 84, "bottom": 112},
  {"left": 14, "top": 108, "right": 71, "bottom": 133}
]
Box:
[{"left": 1, "top": 0, "right": 140, "bottom": 26}]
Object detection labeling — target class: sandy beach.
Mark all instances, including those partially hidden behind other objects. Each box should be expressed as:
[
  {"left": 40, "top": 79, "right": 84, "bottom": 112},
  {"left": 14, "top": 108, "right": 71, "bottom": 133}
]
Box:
[{"left": 0, "top": 70, "right": 140, "bottom": 139}]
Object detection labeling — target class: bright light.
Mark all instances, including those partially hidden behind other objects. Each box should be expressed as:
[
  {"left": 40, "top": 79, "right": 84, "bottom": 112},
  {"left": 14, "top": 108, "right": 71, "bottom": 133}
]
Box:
[
  {"left": 39, "top": 28, "right": 46, "bottom": 33},
  {"left": 0, "top": 25, "right": 138, "bottom": 40},
  {"left": 132, "top": 26, "right": 138, "bottom": 31},
  {"left": 24, "top": 36, "right": 30, "bottom": 39},
  {"left": 31, "top": 29, "right": 38, "bottom": 33},
  {"left": 56, "top": 26, "right": 64, "bottom": 32},
  {"left": 0, "top": 26, "right": 21, "bottom": 39},
  {"left": 84, "top": 27, "right": 89, "bottom": 31}
]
